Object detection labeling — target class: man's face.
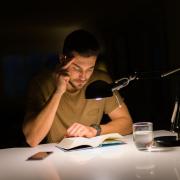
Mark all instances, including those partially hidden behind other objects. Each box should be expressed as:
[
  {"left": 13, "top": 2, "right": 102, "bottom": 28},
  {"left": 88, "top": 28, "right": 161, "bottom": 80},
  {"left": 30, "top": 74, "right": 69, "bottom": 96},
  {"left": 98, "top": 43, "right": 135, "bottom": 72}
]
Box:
[{"left": 67, "top": 54, "right": 96, "bottom": 91}]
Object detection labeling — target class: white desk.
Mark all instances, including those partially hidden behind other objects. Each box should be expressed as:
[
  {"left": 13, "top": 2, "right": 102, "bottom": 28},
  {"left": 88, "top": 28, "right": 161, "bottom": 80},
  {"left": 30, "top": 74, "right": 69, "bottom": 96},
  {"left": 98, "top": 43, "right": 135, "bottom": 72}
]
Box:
[{"left": 0, "top": 130, "right": 180, "bottom": 180}]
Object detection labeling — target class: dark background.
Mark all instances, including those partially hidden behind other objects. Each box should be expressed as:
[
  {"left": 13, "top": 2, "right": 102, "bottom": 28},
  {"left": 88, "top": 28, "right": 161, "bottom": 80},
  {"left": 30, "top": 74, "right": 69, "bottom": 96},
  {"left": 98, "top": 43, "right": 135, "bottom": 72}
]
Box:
[{"left": 0, "top": 0, "right": 179, "bottom": 148}]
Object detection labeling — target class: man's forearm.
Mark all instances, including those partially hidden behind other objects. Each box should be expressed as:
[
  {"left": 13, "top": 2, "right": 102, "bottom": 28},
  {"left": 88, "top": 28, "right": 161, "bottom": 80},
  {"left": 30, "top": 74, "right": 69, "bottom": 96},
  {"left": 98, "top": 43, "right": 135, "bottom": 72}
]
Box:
[
  {"left": 100, "top": 118, "right": 133, "bottom": 135},
  {"left": 100, "top": 102, "right": 133, "bottom": 135},
  {"left": 23, "top": 91, "right": 63, "bottom": 147}
]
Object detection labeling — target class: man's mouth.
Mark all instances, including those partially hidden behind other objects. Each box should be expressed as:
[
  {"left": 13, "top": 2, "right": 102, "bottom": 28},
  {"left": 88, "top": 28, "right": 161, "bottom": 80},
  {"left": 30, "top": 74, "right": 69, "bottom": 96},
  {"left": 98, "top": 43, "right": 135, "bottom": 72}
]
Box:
[
  {"left": 77, "top": 80, "right": 86, "bottom": 84},
  {"left": 69, "top": 80, "right": 87, "bottom": 88}
]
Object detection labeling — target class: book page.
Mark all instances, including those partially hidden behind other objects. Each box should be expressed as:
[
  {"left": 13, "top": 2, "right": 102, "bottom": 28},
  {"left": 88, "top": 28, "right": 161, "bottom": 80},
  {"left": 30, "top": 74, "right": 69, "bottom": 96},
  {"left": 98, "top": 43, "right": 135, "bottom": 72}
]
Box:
[
  {"left": 57, "top": 133, "right": 123, "bottom": 150},
  {"left": 57, "top": 136, "right": 101, "bottom": 150}
]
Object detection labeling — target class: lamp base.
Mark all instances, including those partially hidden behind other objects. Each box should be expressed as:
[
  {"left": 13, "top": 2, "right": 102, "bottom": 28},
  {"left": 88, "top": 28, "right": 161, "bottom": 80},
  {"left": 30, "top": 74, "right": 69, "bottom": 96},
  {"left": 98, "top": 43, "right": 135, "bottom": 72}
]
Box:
[{"left": 154, "top": 136, "right": 180, "bottom": 147}]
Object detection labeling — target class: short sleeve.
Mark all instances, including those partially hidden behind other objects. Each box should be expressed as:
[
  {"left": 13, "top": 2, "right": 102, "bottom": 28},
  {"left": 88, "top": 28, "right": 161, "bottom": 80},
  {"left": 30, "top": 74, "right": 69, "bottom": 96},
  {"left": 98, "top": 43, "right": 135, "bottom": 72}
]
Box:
[
  {"left": 91, "top": 70, "right": 124, "bottom": 114},
  {"left": 104, "top": 90, "right": 124, "bottom": 114}
]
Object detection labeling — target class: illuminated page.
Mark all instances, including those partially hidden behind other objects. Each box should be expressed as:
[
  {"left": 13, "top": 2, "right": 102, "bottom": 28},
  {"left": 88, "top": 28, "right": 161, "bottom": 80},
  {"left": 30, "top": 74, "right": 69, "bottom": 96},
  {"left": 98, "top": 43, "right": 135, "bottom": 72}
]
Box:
[{"left": 56, "top": 133, "right": 124, "bottom": 150}]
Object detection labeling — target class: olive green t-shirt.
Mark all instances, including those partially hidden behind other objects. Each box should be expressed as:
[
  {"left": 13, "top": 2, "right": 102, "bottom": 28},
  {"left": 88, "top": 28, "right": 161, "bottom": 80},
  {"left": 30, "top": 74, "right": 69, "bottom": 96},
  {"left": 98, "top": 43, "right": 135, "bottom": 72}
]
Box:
[{"left": 25, "top": 69, "right": 123, "bottom": 143}]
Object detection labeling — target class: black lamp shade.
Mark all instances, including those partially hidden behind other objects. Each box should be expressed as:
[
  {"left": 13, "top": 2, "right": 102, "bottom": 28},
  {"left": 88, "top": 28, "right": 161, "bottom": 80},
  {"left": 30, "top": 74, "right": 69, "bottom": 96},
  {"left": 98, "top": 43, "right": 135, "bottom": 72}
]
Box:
[{"left": 85, "top": 80, "right": 113, "bottom": 99}]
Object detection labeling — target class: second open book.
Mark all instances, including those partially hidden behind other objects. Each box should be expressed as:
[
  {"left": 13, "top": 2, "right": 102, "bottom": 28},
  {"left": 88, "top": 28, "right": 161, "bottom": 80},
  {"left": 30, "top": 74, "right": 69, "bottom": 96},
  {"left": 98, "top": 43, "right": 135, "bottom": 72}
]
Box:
[{"left": 56, "top": 133, "right": 125, "bottom": 151}]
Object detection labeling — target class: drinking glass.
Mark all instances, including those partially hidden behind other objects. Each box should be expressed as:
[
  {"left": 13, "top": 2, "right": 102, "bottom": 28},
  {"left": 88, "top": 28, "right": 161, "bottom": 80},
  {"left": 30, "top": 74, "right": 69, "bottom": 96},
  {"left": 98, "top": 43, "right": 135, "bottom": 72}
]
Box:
[{"left": 133, "top": 122, "right": 153, "bottom": 151}]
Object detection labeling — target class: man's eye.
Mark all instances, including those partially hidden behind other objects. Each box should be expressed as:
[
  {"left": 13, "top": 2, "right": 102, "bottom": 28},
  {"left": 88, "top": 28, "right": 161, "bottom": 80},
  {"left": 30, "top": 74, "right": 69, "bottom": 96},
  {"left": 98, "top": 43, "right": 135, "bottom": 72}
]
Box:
[
  {"left": 88, "top": 68, "right": 94, "bottom": 72},
  {"left": 73, "top": 67, "right": 81, "bottom": 71}
]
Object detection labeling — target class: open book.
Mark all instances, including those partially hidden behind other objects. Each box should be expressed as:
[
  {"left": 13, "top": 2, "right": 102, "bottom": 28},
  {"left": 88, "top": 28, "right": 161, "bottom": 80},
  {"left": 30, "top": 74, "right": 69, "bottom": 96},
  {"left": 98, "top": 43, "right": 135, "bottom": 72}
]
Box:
[{"left": 56, "top": 133, "right": 125, "bottom": 151}]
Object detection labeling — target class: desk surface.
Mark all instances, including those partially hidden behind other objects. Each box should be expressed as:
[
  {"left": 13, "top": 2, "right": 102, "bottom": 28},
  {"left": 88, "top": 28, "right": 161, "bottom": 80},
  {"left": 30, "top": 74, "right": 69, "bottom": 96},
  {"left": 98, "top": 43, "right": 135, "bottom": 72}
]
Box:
[{"left": 0, "top": 130, "right": 180, "bottom": 180}]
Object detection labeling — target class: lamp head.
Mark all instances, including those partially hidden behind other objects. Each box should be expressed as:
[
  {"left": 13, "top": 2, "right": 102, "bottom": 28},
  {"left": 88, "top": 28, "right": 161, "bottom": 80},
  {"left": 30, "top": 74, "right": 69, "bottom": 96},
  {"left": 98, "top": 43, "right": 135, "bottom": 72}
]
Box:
[
  {"left": 85, "top": 75, "right": 136, "bottom": 100},
  {"left": 85, "top": 80, "right": 113, "bottom": 99}
]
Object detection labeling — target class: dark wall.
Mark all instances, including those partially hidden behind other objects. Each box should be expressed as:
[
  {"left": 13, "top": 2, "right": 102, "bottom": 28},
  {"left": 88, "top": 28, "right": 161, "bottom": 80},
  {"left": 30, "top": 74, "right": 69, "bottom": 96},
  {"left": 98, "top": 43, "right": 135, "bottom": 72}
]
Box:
[{"left": 0, "top": 0, "right": 179, "bottom": 148}]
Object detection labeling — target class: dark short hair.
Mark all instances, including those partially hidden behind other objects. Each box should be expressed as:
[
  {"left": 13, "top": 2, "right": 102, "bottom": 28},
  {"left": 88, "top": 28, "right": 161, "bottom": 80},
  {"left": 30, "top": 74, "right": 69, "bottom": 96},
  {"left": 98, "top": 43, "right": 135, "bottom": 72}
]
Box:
[{"left": 62, "top": 29, "right": 100, "bottom": 58}]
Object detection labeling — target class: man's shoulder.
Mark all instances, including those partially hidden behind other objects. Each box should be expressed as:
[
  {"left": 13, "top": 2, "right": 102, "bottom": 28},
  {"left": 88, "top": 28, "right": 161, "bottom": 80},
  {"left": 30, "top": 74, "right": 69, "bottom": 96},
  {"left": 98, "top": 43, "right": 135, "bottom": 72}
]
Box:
[{"left": 30, "top": 68, "right": 54, "bottom": 86}]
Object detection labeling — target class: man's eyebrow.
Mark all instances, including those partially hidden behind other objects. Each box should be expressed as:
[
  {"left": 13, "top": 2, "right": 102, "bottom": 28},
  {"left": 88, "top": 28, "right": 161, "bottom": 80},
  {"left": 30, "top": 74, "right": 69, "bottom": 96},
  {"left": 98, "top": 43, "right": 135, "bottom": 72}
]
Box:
[
  {"left": 72, "top": 63, "right": 81, "bottom": 68},
  {"left": 72, "top": 63, "right": 95, "bottom": 69}
]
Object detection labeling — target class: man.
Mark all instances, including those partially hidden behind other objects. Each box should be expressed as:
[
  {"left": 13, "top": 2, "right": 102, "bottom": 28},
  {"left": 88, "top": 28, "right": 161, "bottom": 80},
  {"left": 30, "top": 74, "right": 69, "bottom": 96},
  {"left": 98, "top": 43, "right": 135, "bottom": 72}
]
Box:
[{"left": 22, "top": 29, "right": 133, "bottom": 147}]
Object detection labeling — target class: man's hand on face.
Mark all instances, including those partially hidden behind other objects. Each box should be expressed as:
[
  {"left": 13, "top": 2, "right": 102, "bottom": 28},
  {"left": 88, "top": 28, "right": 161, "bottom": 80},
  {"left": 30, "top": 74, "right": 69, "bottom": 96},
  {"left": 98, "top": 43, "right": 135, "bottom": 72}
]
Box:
[
  {"left": 55, "top": 56, "right": 74, "bottom": 94},
  {"left": 66, "top": 123, "right": 97, "bottom": 138}
]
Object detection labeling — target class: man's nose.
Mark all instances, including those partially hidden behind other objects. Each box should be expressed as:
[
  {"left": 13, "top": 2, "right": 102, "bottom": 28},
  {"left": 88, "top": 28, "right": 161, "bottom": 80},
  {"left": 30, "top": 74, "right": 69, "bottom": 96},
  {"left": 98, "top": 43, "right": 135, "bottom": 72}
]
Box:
[{"left": 79, "top": 71, "right": 86, "bottom": 80}]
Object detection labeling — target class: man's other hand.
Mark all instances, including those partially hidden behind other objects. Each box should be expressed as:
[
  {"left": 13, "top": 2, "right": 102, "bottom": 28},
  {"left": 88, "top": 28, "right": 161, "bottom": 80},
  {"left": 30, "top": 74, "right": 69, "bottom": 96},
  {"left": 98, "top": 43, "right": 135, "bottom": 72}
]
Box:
[{"left": 66, "top": 123, "right": 97, "bottom": 138}]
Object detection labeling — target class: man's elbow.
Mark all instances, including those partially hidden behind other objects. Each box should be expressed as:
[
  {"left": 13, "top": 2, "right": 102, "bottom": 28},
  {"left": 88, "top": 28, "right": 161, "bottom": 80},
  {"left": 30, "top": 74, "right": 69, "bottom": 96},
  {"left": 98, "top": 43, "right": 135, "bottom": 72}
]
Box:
[
  {"left": 126, "top": 119, "right": 133, "bottom": 134},
  {"left": 26, "top": 137, "right": 39, "bottom": 147},
  {"left": 127, "top": 125, "right": 133, "bottom": 134},
  {"left": 23, "top": 128, "right": 40, "bottom": 147},
  {"left": 121, "top": 118, "right": 133, "bottom": 135}
]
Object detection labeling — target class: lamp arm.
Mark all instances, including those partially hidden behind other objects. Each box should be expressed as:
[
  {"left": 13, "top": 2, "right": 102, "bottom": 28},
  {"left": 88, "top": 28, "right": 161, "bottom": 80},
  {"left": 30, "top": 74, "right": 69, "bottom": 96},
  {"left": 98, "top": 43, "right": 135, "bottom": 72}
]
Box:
[
  {"left": 112, "top": 75, "right": 137, "bottom": 91},
  {"left": 161, "top": 68, "right": 180, "bottom": 78},
  {"left": 111, "top": 67, "right": 180, "bottom": 92}
]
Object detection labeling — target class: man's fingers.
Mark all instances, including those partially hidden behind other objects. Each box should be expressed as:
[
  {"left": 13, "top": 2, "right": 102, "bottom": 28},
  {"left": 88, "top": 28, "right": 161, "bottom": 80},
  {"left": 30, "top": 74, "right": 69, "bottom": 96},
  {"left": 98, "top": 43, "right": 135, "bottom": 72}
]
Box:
[
  {"left": 55, "top": 56, "right": 74, "bottom": 75},
  {"left": 59, "top": 55, "right": 75, "bottom": 69},
  {"left": 55, "top": 66, "right": 69, "bottom": 76},
  {"left": 59, "top": 69, "right": 69, "bottom": 76},
  {"left": 67, "top": 123, "right": 80, "bottom": 136},
  {"left": 62, "top": 58, "right": 75, "bottom": 69},
  {"left": 67, "top": 123, "right": 88, "bottom": 137},
  {"left": 66, "top": 123, "right": 96, "bottom": 138}
]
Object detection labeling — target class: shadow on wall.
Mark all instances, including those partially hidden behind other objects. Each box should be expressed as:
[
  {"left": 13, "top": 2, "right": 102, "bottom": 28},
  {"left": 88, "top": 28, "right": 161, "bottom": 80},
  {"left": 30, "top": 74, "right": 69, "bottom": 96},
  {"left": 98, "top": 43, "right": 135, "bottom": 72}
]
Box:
[{"left": 0, "top": 53, "right": 59, "bottom": 148}]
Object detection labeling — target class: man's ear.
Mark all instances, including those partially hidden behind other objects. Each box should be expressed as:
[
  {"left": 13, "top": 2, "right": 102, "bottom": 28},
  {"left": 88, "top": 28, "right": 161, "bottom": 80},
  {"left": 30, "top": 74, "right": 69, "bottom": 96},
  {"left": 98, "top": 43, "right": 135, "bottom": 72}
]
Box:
[
  {"left": 59, "top": 54, "right": 66, "bottom": 62},
  {"left": 58, "top": 54, "right": 68, "bottom": 66}
]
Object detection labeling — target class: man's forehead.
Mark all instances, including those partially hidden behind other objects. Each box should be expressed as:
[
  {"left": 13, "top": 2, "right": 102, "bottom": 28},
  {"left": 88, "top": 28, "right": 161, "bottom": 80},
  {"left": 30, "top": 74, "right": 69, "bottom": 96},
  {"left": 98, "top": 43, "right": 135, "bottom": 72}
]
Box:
[
  {"left": 71, "top": 62, "right": 95, "bottom": 69},
  {"left": 72, "top": 56, "right": 96, "bottom": 65}
]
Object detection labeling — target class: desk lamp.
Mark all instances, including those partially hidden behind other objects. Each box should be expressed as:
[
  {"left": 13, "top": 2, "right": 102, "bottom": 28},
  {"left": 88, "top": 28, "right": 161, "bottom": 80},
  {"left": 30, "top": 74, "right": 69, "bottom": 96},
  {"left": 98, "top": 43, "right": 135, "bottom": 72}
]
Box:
[{"left": 85, "top": 68, "right": 180, "bottom": 147}]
